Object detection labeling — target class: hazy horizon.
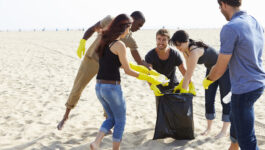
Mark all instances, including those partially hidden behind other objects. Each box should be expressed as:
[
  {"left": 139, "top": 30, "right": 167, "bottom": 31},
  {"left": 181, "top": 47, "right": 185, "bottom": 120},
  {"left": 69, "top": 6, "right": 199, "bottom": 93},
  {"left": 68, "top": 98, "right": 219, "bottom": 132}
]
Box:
[{"left": 0, "top": 0, "right": 264, "bottom": 31}]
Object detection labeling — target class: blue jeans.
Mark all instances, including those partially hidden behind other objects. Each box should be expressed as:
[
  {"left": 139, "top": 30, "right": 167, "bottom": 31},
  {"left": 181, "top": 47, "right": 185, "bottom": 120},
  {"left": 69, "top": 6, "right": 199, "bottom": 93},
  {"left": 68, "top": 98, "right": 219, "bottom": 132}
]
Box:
[
  {"left": 95, "top": 83, "right": 126, "bottom": 142},
  {"left": 230, "top": 86, "right": 264, "bottom": 150},
  {"left": 205, "top": 69, "right": 231, "bottom": 122}
]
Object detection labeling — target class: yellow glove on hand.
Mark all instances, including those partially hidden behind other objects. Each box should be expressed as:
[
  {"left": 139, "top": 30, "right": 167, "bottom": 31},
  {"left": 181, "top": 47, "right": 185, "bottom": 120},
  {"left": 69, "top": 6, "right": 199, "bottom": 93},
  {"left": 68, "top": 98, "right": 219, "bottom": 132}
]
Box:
[
  {"left": 149, "top": 69, "right": 160, "bottom": 76},
  {"left": 129, "top": 63, "right": 149, "bottom": 74},
  {"left": 156, "top": 74, "right": 169, "bottom": 86},
  {"left": 150, "top": 84, "right": 164, "bottom": 96},
  {"left": 77, "top": 39, "right": 86, "bottom": 59},
  {"left": 189, "top": 81, "right": 196, "bottom": 96},
  {"left": 173, "top": 79, "right": 184, "bottom": 93},
  {"left": 148, "top": 69, "right": 169, "bottom": 86},
  {"left": 180, "top": 88, "right": 189, "bottom": 94},
  {"left": 203, "top": 77, "right": 214, "bottom": 89},
  {"left": 137, "top": 73, "right": 161, "bottom": 85}
]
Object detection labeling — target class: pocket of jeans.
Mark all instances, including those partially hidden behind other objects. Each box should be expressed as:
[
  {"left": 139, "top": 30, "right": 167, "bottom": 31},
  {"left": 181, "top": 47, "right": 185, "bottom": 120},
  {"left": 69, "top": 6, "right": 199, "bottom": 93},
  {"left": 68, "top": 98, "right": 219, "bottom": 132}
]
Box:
[{"left": 245, "top": 88, "right": 263, "bottom": 106}]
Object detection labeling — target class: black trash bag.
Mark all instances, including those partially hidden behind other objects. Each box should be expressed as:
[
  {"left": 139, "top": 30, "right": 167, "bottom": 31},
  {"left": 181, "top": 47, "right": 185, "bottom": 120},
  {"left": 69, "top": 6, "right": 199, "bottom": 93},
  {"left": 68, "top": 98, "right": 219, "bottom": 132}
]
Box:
[{"left": 153, "top": 92, "right": 195, "bottom": 140}]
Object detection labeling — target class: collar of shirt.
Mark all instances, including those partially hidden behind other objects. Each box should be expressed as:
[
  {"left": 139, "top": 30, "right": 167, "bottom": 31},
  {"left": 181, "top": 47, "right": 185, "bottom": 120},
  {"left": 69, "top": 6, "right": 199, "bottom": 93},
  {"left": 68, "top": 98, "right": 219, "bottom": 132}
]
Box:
[{"left": 231, "top": 11, "right": 246, "bottom": 20}]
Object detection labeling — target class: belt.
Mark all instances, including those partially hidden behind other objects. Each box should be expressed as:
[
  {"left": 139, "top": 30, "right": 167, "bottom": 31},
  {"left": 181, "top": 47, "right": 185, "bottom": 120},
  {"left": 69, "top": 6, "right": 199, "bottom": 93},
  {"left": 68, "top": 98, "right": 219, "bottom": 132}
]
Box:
[{"left": 97, "top": 79, "right": 120, "bottom": 85}]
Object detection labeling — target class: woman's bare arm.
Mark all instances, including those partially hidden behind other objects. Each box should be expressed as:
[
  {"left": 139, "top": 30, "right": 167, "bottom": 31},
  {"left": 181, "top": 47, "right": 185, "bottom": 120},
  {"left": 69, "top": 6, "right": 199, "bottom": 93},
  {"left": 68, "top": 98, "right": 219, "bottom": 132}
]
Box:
[
  {"left": 110, "top": 41, "right": 139, "bottom": 77},
  {"left": 182, "top": 48, "right": 204, "bottom": 89}
]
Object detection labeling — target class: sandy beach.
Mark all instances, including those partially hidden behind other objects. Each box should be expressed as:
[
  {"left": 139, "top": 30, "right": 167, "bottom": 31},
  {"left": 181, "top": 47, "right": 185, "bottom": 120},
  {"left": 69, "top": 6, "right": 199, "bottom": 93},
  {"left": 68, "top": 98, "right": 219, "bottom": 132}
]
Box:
[{"left": 0, "top": 29, "right": 264, "bottom": 150}]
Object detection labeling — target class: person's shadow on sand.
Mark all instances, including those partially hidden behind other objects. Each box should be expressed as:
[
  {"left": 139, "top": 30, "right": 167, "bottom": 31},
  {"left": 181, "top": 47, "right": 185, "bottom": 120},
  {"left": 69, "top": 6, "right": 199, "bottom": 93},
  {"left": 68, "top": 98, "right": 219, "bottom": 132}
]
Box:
[
  {"left": 2, "top": 128, "right": 217, "bottom": 150},
  {"left": 70, "top": 129, "right": 215, "bottom": 150}
]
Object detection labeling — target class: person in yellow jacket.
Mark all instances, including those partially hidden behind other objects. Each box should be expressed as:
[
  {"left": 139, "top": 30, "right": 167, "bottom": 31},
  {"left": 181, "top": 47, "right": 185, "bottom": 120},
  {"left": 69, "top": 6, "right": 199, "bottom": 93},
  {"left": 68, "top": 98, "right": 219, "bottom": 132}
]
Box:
[{"left": 57, "top": 11, "right": 148, "bottom": 130}]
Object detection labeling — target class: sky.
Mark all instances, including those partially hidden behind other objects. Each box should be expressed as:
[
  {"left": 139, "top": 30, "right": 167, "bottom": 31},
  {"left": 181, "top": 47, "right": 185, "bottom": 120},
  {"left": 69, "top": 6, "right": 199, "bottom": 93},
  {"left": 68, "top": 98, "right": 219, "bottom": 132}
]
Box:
[{"left": 0, "top": 0, "right": 264, "bottom": 31}]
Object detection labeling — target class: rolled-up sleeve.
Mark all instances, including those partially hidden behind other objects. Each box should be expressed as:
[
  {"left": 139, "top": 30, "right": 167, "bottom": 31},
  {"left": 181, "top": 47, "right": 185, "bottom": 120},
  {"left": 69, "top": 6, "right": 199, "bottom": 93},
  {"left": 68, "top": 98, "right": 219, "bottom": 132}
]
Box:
[
  {"left": 122, "top": 33, "right": 138, "bottom": 51},
  {"left": 100, "top": 15, "right": 113, "bottom": 29}
]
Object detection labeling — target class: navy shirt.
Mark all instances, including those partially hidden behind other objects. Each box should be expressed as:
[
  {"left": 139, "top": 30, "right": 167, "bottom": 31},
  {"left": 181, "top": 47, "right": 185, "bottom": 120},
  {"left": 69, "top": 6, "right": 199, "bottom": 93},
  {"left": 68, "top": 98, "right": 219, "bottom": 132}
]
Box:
[
  {"left": 220, "top": 11, "right": 265, "bottom": 94},
  {"left": 145, "top": 48, "right": 183, "bottom": 88}
]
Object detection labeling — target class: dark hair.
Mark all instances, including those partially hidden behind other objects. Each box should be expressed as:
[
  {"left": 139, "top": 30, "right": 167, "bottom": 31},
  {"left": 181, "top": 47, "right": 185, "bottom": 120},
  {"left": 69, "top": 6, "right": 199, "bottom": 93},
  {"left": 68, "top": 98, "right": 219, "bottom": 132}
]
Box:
[
  {"left": 218, "top": 0, "right": 241, "bottom": 7},
  {"left": 96, "top": 14, "right": 132, "bottom": 58},
  {"left": 188, "top": 39, "right": 208, "bottom": 49},
  {"left": 170, "top": 30, "right": 208, "bottom": 49},
  {"left": 170, "top": 30, "right": 189, "bottom": 44},
  {"left": 156, "top": 28, "right": 170, "bottom": 39},
  {"left": 130, "top": 11, "right": 145, "bottom": 22}
]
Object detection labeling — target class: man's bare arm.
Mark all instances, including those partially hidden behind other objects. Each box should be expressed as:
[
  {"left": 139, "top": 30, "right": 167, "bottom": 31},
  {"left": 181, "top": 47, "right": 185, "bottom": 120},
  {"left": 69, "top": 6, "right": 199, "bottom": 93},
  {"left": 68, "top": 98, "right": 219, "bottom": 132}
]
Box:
[
  {"left": 82, "top": 21, "right": 101, "bottom": 40},
  {"left": 208, "top": 54, "right": 232, "bottom": 81},
  {"left": 130, "top": 49, "right": 151, "bottom": 69}
]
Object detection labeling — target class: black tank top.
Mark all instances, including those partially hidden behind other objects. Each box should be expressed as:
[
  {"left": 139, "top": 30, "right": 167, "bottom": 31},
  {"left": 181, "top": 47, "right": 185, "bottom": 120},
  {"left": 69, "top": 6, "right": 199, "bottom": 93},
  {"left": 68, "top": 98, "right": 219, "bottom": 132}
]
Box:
[
  {"left": 196, "top": 47, "right": 218, "bottom": 69},
  {"left": 96, "top": 40, "right": 122, "bottom": 81}
]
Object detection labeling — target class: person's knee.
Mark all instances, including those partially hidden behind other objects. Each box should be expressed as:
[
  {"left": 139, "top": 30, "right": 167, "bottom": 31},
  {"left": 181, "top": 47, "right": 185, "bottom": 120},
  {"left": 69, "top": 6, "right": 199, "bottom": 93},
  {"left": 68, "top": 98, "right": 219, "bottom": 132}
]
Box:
[
  {"left": 107, "top": 117, "right": 115, "bottom": 124},
  {"left": 115, "top": 115, "right": 126, "bottom": 126},
  {"left": 205, "top": 97, "right": 215, "bottom": 105}
]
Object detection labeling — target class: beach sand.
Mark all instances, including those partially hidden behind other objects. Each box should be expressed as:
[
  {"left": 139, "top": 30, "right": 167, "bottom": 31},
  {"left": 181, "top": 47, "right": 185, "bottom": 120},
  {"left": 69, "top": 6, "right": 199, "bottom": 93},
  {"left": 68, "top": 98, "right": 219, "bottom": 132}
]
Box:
[{"left": 0, "top": 29, "right": 264, "bottom": 150}]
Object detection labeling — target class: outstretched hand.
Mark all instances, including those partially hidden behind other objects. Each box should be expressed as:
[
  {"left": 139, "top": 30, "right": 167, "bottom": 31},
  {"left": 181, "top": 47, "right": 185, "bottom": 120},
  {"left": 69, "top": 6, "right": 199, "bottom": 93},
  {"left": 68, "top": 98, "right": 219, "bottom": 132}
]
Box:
[
  {"left": 130, "top": 62, "right": 169, "bottom": 86},
  {"left": 76, "top": 39, "right": 86, "bottom": 59}
]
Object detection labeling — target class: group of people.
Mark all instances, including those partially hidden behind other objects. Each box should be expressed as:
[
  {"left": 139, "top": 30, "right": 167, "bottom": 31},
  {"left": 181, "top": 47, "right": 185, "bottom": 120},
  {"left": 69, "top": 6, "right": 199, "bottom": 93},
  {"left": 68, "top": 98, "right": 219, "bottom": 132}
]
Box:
[{"left": 57, "top": 0, "right": 265, "bottom": 150}]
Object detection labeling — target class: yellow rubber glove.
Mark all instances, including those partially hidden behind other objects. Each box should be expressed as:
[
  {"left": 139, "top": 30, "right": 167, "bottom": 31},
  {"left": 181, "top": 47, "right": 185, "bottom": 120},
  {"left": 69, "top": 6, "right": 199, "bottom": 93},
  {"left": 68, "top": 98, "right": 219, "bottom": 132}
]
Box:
[
  {"left": 180, "top": 88, "right": 189, "bottom": 94},
  {"left": 173, "top": 79, "right": 184, "bottom": 93},
  {"left": 149, "top": 69, "right": 169, "bottom": 86},
  {"left": 150, "top": 84, "right": 164, "bottom": 96},
  {"left": 203, "top": 77, "right": 214, "bottom": 89},
  {"left": 156, "top": 74, "right": 169, "bottom": 86},
  {"left": 129, "top": 63, "right": 149, "bottom": 74},
  {"left": 76, "top": 39, "right": 86, "bottom": 59},
  {"left": 189, "top": 81, "right": 196, "bottom": 96},
  {"left": 137, "top": 73, "right": 162, "bottom": 85},
  {"left": 149, "top": 69, "right": 160, "bottom": 76}
]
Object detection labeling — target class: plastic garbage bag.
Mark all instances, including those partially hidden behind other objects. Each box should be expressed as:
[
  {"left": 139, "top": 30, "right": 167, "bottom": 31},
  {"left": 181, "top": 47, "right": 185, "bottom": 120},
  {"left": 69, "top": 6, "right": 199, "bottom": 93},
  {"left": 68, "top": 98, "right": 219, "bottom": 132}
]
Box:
[{"left": 153, "top": 91, "right": 194, "bottom": 140}]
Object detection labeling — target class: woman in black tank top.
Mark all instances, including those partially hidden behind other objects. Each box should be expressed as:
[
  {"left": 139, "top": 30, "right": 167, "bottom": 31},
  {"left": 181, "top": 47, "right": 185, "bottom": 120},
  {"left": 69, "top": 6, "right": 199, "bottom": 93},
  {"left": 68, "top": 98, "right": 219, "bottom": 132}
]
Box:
[
  {"left": 170, "top": 30, "right": 231, "bottom": 139},
  {"left": 90, "top": 14, "right": 162, "bottom": 150}
]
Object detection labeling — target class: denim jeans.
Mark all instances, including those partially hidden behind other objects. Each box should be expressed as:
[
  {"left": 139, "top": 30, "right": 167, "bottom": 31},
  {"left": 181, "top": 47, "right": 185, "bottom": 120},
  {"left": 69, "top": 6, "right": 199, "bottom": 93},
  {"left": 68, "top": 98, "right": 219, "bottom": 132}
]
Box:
[
  {"left": 95, "top": 83, "right": 126, "bottom": 142},
  {"left": 205, "top": 69, "right": 231, "bottom": 122},
  {"left": 230, "top": 86, "right": 264, "bottom": 150}
]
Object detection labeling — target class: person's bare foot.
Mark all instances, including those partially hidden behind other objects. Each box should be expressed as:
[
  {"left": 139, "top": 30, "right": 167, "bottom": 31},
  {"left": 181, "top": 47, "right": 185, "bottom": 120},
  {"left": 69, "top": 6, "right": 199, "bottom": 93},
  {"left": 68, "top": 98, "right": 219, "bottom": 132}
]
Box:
[
  {"left": 215, "top": 131, "right": 228, "bottom": 139},
  {"left": 201, "top": 128, "right": 211, "bottom": 136},
  {"left": 228, "top": 142, "right": 239, "bottom": 150},
  {"left": 215, "top": 122, "right": 229, "bottom": 139},
  {"left": 201, "top": 120, "right": 213, "bottom": 136},
  {"left": 57, "top": 119, "right": 66, "bottom": 130},
  {"left": 90, "top": 142, "right": 99, "bottom": 150},
  {"left": 57, "top": 108, "right": 70, "bottom": 130}
]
